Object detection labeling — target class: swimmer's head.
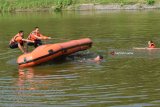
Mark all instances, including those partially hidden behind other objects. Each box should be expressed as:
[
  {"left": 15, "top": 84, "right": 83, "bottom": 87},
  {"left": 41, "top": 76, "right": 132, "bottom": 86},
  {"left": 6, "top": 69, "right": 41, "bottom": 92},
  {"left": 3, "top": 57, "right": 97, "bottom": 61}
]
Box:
[
  {"left": 94, "top": 55, "right": 103, "bottom": 62},
  {"left": 148, "top": 40, "right": 154, "bottom": 44},
  {"left": 99, "top": 55, "right": 103, "bottom": 60}
]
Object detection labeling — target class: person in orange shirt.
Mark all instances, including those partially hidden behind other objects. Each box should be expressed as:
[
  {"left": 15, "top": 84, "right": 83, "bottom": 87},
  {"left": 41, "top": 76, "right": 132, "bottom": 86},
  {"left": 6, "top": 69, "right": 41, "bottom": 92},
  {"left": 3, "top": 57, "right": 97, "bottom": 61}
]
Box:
[
  {"left": 27, "top": 27, "right": 51, "bottom": 48},
  {"left": 9, "top": 31, "right": 34, "bottom": 53},
  {"left": 148, "top": 41, "right": 155, "bottom": 48}
]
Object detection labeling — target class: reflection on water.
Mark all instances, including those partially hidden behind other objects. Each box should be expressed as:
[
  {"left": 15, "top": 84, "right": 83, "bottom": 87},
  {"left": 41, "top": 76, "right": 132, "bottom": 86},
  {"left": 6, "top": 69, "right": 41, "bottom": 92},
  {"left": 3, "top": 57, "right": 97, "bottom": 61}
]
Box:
[
  {"left": 0, "top": 10, "right": 160, "bottom": 107},
  {"left": 18, "top": 68, "right": 35, "bottom": 90}
]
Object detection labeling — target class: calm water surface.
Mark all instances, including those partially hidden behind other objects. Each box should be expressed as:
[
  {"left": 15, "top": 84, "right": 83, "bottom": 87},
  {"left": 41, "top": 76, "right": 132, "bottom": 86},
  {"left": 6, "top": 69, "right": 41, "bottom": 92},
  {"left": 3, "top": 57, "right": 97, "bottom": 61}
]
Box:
[{"left": 0, "top": 10, "right": 160, "bottom": 107}]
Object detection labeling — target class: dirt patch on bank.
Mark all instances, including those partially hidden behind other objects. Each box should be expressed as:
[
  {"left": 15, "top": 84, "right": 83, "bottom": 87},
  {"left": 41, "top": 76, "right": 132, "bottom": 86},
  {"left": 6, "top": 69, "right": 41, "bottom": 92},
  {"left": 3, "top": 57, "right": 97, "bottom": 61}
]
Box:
[
  {"left": 72, "top": 4, "right": 160, "bottom": 10},
  {"left": 14, "top": 4, "right": 160, "bottom": 12}
]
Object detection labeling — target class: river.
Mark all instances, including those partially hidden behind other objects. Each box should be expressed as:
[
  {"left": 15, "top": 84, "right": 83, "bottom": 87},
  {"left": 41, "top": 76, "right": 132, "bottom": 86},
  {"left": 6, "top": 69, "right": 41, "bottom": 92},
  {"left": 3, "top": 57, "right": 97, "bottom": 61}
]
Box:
[{"left": 0, "top": 10, "right": 160, "bottom": 107}]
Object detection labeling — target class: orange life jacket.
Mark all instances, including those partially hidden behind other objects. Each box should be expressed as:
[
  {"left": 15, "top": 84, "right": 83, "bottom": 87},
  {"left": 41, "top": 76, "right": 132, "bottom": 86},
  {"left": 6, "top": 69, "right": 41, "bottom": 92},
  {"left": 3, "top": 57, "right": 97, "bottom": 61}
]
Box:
[
  {"left": 28, "top": 30, "right": 41, "bottom": 41},
  {"left": 149, "top": 43, "right": 155, "bottom": 48},
  {"left": 9, "top": 33, "right": 23, "bottom": 45}
]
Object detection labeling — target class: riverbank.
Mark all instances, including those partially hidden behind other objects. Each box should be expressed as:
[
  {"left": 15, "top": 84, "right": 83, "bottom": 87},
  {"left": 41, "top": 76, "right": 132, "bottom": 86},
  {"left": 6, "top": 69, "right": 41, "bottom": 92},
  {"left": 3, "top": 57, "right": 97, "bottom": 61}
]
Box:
[
  {"left": 14, "top": 4, "right": 160, "bottom": 12},
  {"left": 66, "top": 4, "right": 160, "bottom": 11},
  {"left": 0, "top": 0, "right": 160, "bottom": 12}
]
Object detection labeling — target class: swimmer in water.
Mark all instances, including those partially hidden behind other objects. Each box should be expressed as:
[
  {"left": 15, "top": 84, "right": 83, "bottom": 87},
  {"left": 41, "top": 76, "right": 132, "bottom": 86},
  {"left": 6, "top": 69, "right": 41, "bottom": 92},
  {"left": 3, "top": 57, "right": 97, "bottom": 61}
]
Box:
[
  {"left": 81, "top": 55, "right": 104, "bottom": 63},
  {"left": 67, "top": 53, "right": 104, "bottom": 63},
  {"left": 148, "top": 41, "right": 155, "bottom": 48},
  {"left": 92, "top": 55, "right": 104, "bottom": 62}
]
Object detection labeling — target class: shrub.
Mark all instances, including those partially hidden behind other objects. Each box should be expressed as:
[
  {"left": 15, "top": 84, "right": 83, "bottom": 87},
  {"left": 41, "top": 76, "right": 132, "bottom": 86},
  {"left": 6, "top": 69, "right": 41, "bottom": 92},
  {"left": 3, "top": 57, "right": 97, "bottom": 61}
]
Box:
[{"left": 146, "top": 0, "right": 155, "bottom": 5}]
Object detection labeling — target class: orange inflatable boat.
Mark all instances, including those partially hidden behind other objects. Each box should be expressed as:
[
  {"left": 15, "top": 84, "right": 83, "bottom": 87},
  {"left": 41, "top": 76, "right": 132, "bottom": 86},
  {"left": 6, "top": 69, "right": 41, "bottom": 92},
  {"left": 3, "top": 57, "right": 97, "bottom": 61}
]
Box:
[{"left": 17, "top": 38, "right": 92, "bottom": 67}]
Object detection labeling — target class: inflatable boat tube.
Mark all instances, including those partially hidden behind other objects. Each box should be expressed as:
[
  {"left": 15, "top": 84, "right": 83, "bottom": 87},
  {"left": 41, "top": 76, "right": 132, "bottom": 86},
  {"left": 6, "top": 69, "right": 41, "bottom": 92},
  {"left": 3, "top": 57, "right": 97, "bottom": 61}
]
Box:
[{"left": 17, "top": 38, "right": 92, "bottom": 67}]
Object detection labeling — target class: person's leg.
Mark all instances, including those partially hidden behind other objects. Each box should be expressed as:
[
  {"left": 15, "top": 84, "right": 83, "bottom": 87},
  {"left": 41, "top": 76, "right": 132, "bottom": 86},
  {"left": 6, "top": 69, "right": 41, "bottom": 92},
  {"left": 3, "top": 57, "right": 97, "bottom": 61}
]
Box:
[
  {"left": 9, "top": 42, "right": 18, "bottom": 49},
  {"left": 34, "top": 40, "right": 42, "bottom": 48},
  {"left": 27, "top": 42, "right": 34, "bottom": 46}
]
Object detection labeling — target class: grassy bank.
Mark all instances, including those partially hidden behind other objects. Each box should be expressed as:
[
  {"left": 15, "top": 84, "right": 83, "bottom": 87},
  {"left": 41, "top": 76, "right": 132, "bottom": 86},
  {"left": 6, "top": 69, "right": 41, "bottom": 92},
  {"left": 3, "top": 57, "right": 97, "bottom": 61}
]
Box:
[{"left": 0, "top": 0, "right": 159, "bottom": 12}]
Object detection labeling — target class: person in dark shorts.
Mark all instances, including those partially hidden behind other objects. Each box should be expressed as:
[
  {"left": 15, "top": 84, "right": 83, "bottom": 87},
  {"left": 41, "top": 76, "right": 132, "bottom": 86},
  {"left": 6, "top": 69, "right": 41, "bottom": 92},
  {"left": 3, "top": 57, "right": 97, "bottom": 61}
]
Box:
[
  {"left": 27, "top": 27, "right": 51, "bottom": 48},
  {"left": 9, "top": 30, "right": 34, "bottom": 53}
]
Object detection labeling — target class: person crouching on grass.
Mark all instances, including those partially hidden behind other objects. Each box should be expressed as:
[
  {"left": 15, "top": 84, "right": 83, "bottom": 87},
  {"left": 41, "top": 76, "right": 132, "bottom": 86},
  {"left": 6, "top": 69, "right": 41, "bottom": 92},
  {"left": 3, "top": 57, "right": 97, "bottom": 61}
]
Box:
[
  {"left": 9, "top": 30, "right": 34, "bottom": 54},
  {"left": 27, "top": 27, "right": 51, "bottom": 48}
]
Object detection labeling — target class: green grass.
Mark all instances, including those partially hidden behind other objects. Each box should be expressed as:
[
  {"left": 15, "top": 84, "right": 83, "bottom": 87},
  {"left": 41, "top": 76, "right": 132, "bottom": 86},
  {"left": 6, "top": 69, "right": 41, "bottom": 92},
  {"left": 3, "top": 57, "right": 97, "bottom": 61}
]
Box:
[{"left": 0, "top": 0, "right": 159, "bottom": 12}]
